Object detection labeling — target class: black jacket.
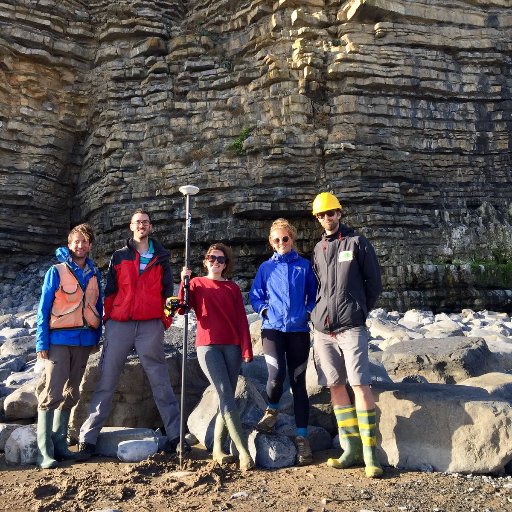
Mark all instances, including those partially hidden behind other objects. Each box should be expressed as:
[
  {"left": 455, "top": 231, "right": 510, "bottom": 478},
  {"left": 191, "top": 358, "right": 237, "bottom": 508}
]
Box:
[{"left": 311, "top": 224, "right": 382, "bottom": 334}]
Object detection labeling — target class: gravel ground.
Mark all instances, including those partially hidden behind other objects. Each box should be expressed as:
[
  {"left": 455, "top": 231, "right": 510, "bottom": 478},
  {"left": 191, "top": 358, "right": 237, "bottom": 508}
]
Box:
[{"left": 1, "top": 446, "right": 511, "bottom": 512}]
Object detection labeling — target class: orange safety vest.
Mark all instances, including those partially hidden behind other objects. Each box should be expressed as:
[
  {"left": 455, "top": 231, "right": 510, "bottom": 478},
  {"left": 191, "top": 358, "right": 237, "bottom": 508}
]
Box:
[{"left": 50, "top": 263, "right": 100, "bottom": 330}]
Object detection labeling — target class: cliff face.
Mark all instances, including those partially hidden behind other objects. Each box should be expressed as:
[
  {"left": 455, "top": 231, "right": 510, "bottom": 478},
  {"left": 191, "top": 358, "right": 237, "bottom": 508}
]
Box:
[{"left": 0, "top": 0, "right": 511, "bottom": 310}]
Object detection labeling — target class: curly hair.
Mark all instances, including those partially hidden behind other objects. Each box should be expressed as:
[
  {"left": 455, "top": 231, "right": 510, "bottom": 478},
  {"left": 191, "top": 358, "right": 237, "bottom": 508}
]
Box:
[
  {"left": 68, "top": 223, "right": 95, "bottom": 244},
  {"left": 203, "top": 243, "right": 234, "bottom": 277},
  {"left": 268, "top": 218, "right": 297, "bottom": 248}
]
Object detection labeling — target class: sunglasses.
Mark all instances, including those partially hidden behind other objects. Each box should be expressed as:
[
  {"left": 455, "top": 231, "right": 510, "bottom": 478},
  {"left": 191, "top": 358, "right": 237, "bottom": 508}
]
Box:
[
  {"left": 206, "top": 255, "right": 226, "bottom": 264},
  {"left": 316, "top": 210, "right": 337, "bottom": 219},
  {"left": 272, "top": 236, "right": 290, "bottom": 244}
]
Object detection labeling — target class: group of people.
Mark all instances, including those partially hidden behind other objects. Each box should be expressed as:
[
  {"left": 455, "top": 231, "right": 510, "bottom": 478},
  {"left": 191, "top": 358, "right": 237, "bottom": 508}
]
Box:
[{"left": 35, "top": 191, "right": 384, "bottom": 479}]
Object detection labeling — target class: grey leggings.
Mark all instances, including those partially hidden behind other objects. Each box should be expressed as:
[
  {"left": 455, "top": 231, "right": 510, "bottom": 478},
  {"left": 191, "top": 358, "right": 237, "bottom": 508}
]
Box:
[{"left": 197, "top": 344, "right": 242, "bottom": 414}]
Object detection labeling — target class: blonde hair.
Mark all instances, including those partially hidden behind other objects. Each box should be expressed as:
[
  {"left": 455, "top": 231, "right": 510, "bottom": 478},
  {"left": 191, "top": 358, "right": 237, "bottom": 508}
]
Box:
[
  {"left": 268, "top": 218, "right": 297, "bottom": 249},
  {"left": 68, "top": 223, "right": 94, "bottom": 244}
]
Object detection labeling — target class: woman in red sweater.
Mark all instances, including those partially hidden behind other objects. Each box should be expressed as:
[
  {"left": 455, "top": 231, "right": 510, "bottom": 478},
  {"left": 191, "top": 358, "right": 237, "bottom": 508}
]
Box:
[{"left": 180, "top": 243, "right": 254, "bottom": 471}]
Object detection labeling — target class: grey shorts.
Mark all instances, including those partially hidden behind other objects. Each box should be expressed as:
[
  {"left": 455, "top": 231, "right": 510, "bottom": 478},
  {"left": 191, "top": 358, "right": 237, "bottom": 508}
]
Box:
[{"left": 313, "top": 326, "right": 370, "bottom": 387}]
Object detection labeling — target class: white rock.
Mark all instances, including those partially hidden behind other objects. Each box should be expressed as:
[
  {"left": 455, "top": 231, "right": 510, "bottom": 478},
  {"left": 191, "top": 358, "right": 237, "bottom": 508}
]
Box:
[
  {"left": 0, "top": 423, "right": 23, "bottom": 450},
  {"left": 0, "top": 327, "right": 29, "bottom": 341},
  {"left": 4, "top": 424, "right": 37, "bottom": 465},
  {"left": 3, "top": 378, "right": 38, "bottom": 420},
  {"left": 117, "top": 438, "right": 158, "bottom": 462},
  {"left": 402, "top": 309, "right": 434, "bottom": 326}
]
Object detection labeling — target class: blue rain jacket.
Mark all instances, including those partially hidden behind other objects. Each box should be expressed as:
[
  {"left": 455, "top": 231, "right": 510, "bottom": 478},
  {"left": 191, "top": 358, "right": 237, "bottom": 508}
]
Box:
[
  {"left": 250, "top": 250, "right": 317, "bottom": 333},
  {"left": 36, "top": 247, "right": 103, "bottom": 352}
]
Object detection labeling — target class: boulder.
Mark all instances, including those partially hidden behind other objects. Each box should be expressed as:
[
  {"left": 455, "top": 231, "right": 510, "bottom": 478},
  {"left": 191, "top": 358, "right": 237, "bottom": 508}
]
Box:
[
  {"left": 3, "top": 377, "right": 39, "bottom": 420},
  {"left": 367, "top": 318, "right": 422, "bottom": 341},
  {"left": 0, "top": 327, "right": 29, "bottom": 342},
  {"left": 5, "top": 371, "right": 37, "bottom": 387},
  {"left": 117, "top": 438, "right": 159, "bottom": 462},
  {"left": 0, "top": 423, "right": 23, "bottom": 451},
  {"left": 420, "top": 319, "right": 464, "bottom": 338},
  {"left": 464, "top": 330, "right": 512, "bottom": 372},
  {"left": 0, "top": 315, "right": 14, "bottom": 330},
  {"left": 402, "top": 309, "right": 435, "bottom": 326},
  {"left": 0, "top": 335, "right": 36, "bottom": 361},
  {"left": 380, "top": 337, "right": 497, "bottom": 384},
  {"left": 0, "top": 355, "right": 26, "bottom": 382},
  {"left": 375, "top": 380, "right": 512, "bottom": 474},
  {"left": 4, "top": 424, "right": 37, "bottom": 465},
  {"left": 248, "top": 430, "right": 296, "bottom": 469},
  {"left": 458, "top": 373, "right": 512, "bottom": 400},
  {"left": 96, "top": 427, "right": 158, "bottom": 457}
]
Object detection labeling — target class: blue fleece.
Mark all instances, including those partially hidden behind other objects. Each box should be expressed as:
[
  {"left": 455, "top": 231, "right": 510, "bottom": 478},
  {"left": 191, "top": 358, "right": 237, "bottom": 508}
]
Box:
[
  {"left": 35, "top": 247, "right": 103, "bottom": 353},
  {"left": 250, "top": 250, "right": 317, "bottom": 333}
]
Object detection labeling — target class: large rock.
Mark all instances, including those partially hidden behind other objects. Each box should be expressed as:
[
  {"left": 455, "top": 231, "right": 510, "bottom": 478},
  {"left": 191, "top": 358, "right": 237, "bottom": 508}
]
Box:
[
  {"left": 4, "top": 424, "right": 37, "bottom": 465},
  {"left": 3, "top": 378, "right": 39, "bottom": 420},
  {"left": 95, "top": 427, "right": 159, "bottom": 458},
  {"left": 248, "top": 431, "right": 296, "bottom": 469},
  {"left": 0, "top": 336, "right": 37, "bottom": 361},
  {"left": 458, "top": 373, "right": 512, "bottom": 399},
  {"left": 0, "top": 423, "right": 23, "bottom": 451},
  {"left": 380, "top": 337, "right": 498, "bottom": 383},
  {"left": 375, "top": 380, "right": 512, "bottom": 474},
  {"left": 117, "top": 438, "right": 159, "bottom": 462},
  {"left": 367, "top": 318, "right": 420, "bottom": 341},
  {"left": 0, "top": 327, "right": 29, "bottom": 342},
  {"left": 0, "top": 355, "right": 26, "bottom": 382},
  {"left": 464, "top": 330, "right": 512, "bottom": 373}
]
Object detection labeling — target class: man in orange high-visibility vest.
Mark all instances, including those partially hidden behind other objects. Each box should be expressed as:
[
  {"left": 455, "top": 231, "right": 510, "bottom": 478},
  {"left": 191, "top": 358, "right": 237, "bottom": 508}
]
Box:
[{"left": 35, "top": 223, "right": 103, "bottom": 469}]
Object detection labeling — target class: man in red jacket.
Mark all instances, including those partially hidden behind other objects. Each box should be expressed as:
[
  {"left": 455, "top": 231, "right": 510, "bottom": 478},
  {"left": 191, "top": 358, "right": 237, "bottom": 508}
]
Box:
[{"left": 77, "top": 209, "right": 184, "bottom": 460}]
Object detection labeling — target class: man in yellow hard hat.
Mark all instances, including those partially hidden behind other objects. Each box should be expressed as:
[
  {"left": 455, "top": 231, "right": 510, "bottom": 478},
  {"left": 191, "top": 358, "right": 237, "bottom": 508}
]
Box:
[{"left": 311, "top": 191, "right": 383, "bottom": 478}]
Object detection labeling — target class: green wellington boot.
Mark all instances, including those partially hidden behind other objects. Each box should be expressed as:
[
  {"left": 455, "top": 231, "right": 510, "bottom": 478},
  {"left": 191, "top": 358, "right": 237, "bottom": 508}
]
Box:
[
  {"left": 223, "top": 411, "right": 254, "bottom": 472},
  {"left": 52, "top": 409, "right": 76, "bottom": 461},
  {"left": 212, "top": 412, "right": 235, "bottom": 464},
  {"left": 357, "top": 408, "right": 384, "bottom": 478},
  {"left": 36, "top": 409, "right": 58, "bottom": 469},
  {"left": 327, "top": 405, "right": 364, "bottom": 469}
]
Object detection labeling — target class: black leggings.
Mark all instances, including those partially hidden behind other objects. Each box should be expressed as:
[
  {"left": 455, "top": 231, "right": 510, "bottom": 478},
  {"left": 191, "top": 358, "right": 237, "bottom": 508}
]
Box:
[{"left": 261, "top": 329, "right": 311, "bottom": 429}]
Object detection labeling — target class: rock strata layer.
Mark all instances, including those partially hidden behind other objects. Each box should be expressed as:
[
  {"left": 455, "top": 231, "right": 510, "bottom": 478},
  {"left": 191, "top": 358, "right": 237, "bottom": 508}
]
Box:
[{"left": 0, "top": 0, "right": 511, "bottom": 310}]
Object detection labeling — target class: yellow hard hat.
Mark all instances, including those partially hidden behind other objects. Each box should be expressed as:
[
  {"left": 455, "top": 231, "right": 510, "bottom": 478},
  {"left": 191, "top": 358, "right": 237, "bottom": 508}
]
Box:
[{"left": 312, "top": 192, "right": 342, "bottom": 215}]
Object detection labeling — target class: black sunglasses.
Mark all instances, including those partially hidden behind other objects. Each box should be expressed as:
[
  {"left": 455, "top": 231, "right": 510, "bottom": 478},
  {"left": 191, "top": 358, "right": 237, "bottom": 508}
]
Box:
[
  {"left": 316, "top": 210, "right": 337, "bottom": 219},
  {"left": 272, "top": 236, "right": 290, "bottom": 244},
  {"left": 206, "top": 255, "right": 226, "bottom": 264}
]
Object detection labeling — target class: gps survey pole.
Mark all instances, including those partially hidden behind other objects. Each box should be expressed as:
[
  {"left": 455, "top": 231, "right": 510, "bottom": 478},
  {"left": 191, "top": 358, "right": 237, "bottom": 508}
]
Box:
[{"left": 178, "top": 185, "right": 199, "bottom": 469}]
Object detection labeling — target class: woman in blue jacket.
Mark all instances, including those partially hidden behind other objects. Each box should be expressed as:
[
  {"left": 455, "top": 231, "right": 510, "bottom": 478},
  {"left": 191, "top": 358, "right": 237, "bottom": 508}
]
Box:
[{"left": 250, "top": 218, "right": 317, "bottom": 465}]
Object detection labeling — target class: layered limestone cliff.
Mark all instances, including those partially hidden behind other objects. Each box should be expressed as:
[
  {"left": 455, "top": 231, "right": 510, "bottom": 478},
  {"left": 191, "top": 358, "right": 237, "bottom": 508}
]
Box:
[{"left": 0, "top": 0, "right": 511, "bottom": 310}]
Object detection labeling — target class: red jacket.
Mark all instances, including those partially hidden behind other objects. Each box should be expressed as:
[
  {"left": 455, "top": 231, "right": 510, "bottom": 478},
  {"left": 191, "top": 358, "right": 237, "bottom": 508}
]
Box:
[
  {"left": 179, "top": 276, "right": 253, "bottom": 360},
  {"left": 104, "top": 238, "right": 173, "bottom": 329}
]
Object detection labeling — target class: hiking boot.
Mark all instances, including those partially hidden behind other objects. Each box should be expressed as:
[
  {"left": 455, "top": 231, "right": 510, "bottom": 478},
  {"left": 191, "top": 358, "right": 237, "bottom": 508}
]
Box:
[
  {"left": 295, "top": 436, "right": 313, "bottom": 466},
  {"left": 75, "top": 442, "right": 96, "bottom": 462},
  {"left": 163, "top": 436, "right": 191, "bottom": 455},
  {"left": 256, "top": 408, "right": 278, "bottom": 433}
]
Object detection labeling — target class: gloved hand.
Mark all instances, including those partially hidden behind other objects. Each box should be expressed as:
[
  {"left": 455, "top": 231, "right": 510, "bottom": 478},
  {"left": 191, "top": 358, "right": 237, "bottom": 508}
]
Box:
[{"left": 164, "top": 296, "right": 184, "bottom": 317}]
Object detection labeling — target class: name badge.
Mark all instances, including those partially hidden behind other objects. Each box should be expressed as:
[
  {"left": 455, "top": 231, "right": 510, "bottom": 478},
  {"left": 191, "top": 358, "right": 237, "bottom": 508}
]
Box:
[{"left": 338, "top": 250, "right": 353, "bottom": 262}]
